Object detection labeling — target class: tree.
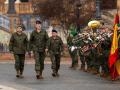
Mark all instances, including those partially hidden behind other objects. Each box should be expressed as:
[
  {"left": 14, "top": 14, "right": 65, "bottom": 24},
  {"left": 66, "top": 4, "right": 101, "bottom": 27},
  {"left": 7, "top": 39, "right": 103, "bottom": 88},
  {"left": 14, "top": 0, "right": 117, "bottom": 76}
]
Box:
[{"left": 31, "top": 0, "right": 96, "bottom": 31}]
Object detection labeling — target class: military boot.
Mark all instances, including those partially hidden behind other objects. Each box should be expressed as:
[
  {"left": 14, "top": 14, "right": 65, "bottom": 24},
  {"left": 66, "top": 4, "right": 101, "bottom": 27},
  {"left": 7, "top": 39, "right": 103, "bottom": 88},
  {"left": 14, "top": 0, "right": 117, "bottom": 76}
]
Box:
[
  {"left": 52, "top": 69, "right": 57, "bottom": 77},
  {"left": 36, "top": 71, "right": 40, "bottom": 79},
  {"left": 16, "top": 70, "right": 20, "bottom": 78}
]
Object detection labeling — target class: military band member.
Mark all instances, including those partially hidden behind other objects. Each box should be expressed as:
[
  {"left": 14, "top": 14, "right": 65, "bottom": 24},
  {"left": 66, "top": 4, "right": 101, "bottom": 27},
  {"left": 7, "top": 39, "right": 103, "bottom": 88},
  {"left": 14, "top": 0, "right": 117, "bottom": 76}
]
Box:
[
  {"left": 29, "top": 20, "right": 49, "bottom": 79},
  {"left": 68, "top": 32, "right": 79, "bottom": 69},
  {"left": 47, "top": 29, "right": 64, "bottom": 77},
  {"left": 9, "top": 25, "right": 28, "bottom": 78}
]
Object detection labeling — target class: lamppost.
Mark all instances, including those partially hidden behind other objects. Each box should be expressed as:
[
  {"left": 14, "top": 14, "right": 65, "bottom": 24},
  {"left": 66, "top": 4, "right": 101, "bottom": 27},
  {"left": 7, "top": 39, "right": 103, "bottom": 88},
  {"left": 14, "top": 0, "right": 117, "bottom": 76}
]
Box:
[
  {"left": 76, "top": 3, "right": 81, "bottom": 33},
  {"left": 96, "top": 0, "right": 101, "bottom": 19}
]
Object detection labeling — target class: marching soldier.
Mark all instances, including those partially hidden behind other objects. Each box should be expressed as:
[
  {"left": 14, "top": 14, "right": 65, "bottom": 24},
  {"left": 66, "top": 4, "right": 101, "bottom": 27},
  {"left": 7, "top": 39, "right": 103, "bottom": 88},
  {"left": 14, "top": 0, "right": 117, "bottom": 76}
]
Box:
[
  {"left": 47, "top": 29, "right": 64, "bottom": 77},
  {"left": 100, "top": 32, "right": 112, "bottom": 78},
  {"left": 67, "top": 34, "right": 75, "bottom": 68},
  {"left": 9, "top": 24, "right": 29, "bottom": 78},
  {"left": 82, "top": 34, "right": 93, "bottom": 72},
  {"left": 69, "top": 32, "right": 79, "bottom": 69},
  {"left": 29, "top": 20, "right": 49, "bottom": 79}
]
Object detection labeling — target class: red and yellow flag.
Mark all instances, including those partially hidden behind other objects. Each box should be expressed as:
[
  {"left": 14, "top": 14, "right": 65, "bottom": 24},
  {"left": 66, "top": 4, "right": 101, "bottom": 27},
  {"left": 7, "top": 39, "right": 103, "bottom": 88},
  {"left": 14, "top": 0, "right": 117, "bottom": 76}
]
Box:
[{"left": 109, "top": 14, "right": 120, "bottom": 80}]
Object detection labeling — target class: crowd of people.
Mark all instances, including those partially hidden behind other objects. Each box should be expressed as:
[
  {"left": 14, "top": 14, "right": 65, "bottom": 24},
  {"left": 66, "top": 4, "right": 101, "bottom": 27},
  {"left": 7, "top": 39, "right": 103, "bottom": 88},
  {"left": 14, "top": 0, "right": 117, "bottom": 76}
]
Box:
[{"left": 67, "top": 26, "right": 115, "bottom": 80}]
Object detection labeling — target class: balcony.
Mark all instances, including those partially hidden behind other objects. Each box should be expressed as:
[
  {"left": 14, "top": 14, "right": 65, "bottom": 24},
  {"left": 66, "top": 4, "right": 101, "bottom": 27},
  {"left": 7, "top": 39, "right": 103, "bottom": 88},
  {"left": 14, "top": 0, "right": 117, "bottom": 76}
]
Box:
[
  {"left": 15, "top": 2, "right": 33, "bottom": 14},
  {"left": 0, "top": 2, "right": 33, "bottom": 14}
]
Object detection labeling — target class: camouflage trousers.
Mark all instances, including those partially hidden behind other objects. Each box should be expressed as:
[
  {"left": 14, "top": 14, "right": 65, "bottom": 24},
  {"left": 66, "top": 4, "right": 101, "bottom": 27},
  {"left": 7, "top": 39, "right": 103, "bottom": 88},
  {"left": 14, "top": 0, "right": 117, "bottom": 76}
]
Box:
[
  {"left": 34, "top": 51, "right": 45, "bottom": 72},
  {"left": 79, "top": 53, "right": 85, "bottom": 68},
  {"left": 14, "top": 54, "right": 25, "bottom": 72},
  {"left": 69, "top": 49, "right": 78, "bottom": 67},
  {"left": 50, "top": 53, "right": 61, "bottom": 73}
]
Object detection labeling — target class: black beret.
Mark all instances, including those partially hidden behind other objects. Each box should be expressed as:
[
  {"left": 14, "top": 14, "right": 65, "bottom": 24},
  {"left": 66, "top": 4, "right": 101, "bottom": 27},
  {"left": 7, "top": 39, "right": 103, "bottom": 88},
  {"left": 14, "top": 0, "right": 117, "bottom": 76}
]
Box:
[
  {"left": 52, "top": 29, "right": 57, "bottom": 33},
  {"left": 36, "top": 20, "right": 42, "bottom": 24}
]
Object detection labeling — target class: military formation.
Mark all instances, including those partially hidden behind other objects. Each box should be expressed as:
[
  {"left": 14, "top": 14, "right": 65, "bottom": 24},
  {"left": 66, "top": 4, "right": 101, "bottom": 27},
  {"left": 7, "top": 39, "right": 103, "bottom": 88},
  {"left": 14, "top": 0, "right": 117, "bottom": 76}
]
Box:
[
  {"left": 9, "top": 20, "right": 63, "bottom": 79},
  {"left": 9, "top": 19, "right": 116, "bottom": 80},
  {"left": 67, "top": 27, "right": 113, "bottom": 79}
]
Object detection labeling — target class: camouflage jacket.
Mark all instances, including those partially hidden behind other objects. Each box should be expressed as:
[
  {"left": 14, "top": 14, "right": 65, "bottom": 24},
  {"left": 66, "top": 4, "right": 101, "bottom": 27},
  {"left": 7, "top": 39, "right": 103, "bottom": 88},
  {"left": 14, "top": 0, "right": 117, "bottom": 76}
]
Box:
[
  {"left": 30, "top": 30, "right": 49, "bottom": 52},
  {"left": 47, "top": 36, "right": 64, "bottom": 54},
  {"left": 9, "top": 32, "right": 28, "bottom": 54}
]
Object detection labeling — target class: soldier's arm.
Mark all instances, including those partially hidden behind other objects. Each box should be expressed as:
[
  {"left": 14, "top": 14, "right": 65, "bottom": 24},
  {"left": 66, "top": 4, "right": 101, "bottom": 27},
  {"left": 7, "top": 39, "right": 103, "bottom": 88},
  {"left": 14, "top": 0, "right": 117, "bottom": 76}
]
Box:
[
  {"left": 46, "top": 37, "right": 51, "bottom": 50},
  {"left": 29, "top": 32, "right": 34, "bottom": 51},
  {"left": 59, "top": 37, "right": 64, "bottom": 52},
  {"left": 9, "top": 34, "right": 14, "bottom": 52},
  {"left": 45, "top": 31, "right": 49, "bottom": 49},
  {"left": 25, "top": 35, "right": 29, "bottom": 52},
  {"left": 45, "top": 31, "right": 49, "bottom": 41}
]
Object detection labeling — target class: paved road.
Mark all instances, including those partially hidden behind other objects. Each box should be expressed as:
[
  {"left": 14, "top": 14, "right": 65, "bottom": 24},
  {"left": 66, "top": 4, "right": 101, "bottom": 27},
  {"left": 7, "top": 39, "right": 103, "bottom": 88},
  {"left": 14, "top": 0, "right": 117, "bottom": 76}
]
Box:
[{"left": 0, "top": 61, "right": 120, "bottom": 90}]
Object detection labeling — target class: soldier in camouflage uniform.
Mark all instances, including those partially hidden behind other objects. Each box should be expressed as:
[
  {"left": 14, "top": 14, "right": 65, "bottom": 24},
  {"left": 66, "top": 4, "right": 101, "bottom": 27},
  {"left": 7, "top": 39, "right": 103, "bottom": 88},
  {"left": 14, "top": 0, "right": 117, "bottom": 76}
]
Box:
[
  {"left": 67, "top": 35, "right": 75, "bottom": 68},
  {"left": 47, "top": 29, "right": 64, "bottom": 77},
  {"left": 100, "top": 33, "right": 112, "bottom": 78},
  {"left": 68, "top": 32, "right": 78, "bottom": 69},
  {"left": 9, "top": 25, "right": 28, "bottom": 78},
  {"left": 82, "top": 34, "right": 93, "bottom": 72},
  {"left": 29, "top": 20, "right": 49, "bottom": 79}
]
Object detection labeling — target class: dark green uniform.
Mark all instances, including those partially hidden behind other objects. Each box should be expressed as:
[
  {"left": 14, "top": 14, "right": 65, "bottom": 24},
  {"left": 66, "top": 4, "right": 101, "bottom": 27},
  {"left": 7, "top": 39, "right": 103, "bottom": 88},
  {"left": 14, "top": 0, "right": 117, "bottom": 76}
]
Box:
[
  {"left": 100, "top": 37, "right": 111, "bottom": 76},
  {"left": 29, "top": 30, "right": 49, "bottom": 74},
  {"left": 47, "top": 36, "right": 63, "bottom": 75},
  {"left": 9, "top": 32, "right": 28, "bottom": 74},
  {"left": 78, "top": 39, "right": 85, "bottom": 70},
  {"left": 67, "top": 36, "right": 78, "bottom": 68},
  {"left": 82, "top": 38, "right": 92, "bottom": 72}
]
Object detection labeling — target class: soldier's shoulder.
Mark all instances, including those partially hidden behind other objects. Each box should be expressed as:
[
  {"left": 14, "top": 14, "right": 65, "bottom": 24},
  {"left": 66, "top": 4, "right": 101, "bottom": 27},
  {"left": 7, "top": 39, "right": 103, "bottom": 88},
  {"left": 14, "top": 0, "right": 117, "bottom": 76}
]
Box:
[
  {"left": 12, "top": 32, "right": 17, "bottom": 36},
  {"left": 22, "top": 33, "right": 27, "bottom": 37},
  {"left": 31, "top": 30, "right": 35, "bottom": 33},
  {"left": 57, "top": 36, "right": 61, "bottom": 39},
  {"left": 42, "top": 30, "right": 47, "bottom": 34}
]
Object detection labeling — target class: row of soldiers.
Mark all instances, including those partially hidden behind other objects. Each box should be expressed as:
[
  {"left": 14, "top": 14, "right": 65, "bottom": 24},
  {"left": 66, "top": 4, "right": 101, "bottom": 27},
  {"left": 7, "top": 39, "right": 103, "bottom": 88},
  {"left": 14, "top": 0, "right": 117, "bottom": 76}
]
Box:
[
  {"left": 67, "top": 28, "right": 113, "bottom": 78},
  {"left": 9, "top": 20, "right": 64, "bottom": 79}
]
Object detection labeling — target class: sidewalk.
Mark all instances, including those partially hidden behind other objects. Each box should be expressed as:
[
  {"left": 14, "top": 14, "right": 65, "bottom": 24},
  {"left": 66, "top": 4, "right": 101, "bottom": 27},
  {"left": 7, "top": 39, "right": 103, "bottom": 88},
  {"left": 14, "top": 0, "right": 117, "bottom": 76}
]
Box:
[{"left": 0, "top": 85, "right": 16, "bottom": 90}]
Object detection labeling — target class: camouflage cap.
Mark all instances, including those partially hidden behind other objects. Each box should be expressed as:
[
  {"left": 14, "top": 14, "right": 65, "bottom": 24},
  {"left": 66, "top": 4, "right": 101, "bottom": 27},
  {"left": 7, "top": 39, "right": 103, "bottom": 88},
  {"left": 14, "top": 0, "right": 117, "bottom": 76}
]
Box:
[{"left": 16, "top": 24, "right": 25, "bottom": 30}]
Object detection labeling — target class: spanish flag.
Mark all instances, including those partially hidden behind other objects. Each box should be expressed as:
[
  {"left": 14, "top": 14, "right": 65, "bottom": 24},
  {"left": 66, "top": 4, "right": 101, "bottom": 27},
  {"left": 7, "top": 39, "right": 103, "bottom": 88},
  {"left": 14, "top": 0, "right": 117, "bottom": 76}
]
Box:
[{"left": 109, "top": 14, "right": 120, "bottom": 80}]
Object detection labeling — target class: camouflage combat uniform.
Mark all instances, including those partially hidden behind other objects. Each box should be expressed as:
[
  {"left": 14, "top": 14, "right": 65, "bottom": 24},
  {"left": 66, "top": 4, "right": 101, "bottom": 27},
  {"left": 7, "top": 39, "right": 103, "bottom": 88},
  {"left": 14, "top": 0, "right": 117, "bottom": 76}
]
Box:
[
  {"left": 9, "top": 32, "right": 28, "bottom": 75},
  {"left": 29, "top": 30, "right": 49, "bottom": 75},
  {"left": 47, "top": 36, "right": 64, "bottom": 76}
]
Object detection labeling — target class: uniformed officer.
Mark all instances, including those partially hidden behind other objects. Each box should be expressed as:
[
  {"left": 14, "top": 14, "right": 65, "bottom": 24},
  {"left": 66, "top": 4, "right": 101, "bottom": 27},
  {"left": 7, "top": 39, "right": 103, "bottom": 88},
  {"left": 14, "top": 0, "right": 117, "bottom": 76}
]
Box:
[
  {"left": 69, "top": 32, "right": 79, "bottom": 69},
  {"left": 67, "top": 35, "right": 75, "bottom": 68},
  {"left": 100, "top": 35, "right": 111, "bottom": 78},
  {"left": 9, "top": 24, "right": 28, "bottom": 78},
  {"left": 47, "top": 29, "right": 64, "bottom": 77},
  {"left": 29, "top": 20, "right": 49, "bottom": 79}
]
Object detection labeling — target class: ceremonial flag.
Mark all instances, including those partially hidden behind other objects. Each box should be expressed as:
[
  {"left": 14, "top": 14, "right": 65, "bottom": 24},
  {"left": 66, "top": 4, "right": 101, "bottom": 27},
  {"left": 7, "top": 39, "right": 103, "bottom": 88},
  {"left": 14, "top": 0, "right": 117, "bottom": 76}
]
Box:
[{"left": 109, "top": 13, "right": 120, "bottom": 80}]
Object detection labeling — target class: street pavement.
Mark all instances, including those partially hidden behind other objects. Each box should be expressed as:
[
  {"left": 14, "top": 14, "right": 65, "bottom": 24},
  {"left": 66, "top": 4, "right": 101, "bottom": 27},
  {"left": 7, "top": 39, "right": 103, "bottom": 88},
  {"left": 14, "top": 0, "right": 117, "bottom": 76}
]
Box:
[{"left": 0, "top": 59, "right": 120, "bottom": 90}]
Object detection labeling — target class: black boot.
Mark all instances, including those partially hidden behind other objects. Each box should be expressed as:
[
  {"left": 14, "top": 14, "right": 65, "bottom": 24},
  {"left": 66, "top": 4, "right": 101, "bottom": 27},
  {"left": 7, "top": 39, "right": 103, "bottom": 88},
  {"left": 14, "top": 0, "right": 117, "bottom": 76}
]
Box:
[
  {"left": 52, "top": 70, "right": 57, "bottom": 77},
  {"left": 16, "top": 70, "right": 20, "bottom": 78}
]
